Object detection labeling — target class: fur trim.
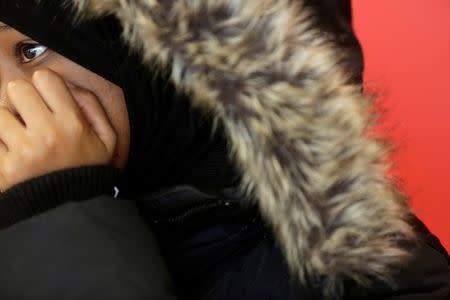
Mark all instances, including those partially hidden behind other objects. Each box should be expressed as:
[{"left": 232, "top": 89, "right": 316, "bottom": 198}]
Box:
[{"left": 69, "top": 0, "right": 415, "bottom": 296}]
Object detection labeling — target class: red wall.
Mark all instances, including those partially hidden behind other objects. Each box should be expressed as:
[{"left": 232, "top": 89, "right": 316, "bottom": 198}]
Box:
[{"left": 352, "top": 1, "right": 450, "bottom": 250}]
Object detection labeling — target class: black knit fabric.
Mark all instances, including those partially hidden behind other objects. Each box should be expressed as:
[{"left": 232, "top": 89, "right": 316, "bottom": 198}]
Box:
[{"left": 0, "top": 166, "right": 119, "bottom": 229}]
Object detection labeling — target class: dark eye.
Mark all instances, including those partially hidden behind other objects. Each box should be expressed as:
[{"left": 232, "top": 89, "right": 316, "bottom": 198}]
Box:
[{"left": 19, "top": 43, "right": 48, "bottom": 63}]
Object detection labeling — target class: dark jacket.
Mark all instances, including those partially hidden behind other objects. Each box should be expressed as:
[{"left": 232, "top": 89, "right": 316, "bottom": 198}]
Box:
[
  {"left": 0, "top": 174, "right": 448, "bottom": 299},
  {"left": 140, "top": 186, "right": 450, "bottom": 300},
  {"left": 76, "top": 0, "right": 449, "bottom": 298},
  {"left": 0, "top": 167, "right": 177, "bottom": 300},
  {"left": 0, "top": 0, "right": 449, "bottom": 299}
]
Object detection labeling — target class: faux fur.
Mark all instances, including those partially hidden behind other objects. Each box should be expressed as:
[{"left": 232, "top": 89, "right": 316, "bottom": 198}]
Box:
[{"left": 67, "top": 0, "right": 416, "bottom": 297}]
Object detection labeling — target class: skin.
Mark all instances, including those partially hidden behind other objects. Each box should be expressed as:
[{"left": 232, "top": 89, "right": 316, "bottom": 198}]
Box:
[{"left": 0, "top": 22, "right": 130, "bottom": 191}]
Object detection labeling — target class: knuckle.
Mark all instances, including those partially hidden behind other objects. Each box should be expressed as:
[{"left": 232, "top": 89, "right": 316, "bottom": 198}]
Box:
[
  {"left": 42, "top": 129, "right": 58, "bottom": 148},
  {"left": 19, "top": 145, "right": 35, "bottom": 160},
  {"left": 2, "top": 159, "right": 16, "bottom": 178},
  {"left": 68, "top": 117, "right": 87, "bottom": 137},
  {"left": 1, "top": 160, "right": 10, "bottom": 176}
]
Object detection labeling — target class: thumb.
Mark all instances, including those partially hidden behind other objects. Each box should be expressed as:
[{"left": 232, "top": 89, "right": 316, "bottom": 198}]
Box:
[{"left": 69, "top": 86, "right": 117, "bottom": 154}]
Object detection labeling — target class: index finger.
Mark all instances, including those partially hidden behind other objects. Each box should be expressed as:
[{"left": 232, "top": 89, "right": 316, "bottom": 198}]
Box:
[
  {"left": 32, "top": 69, "right": 82, "bottom": 116},
  {"left": 6, "top": 79, "right": 53, "bottom": 127}
]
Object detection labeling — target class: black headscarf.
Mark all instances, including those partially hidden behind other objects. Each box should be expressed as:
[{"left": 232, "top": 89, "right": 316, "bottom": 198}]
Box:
[{"left": 0, "top": 0, "right": 237, "bottom": 198}]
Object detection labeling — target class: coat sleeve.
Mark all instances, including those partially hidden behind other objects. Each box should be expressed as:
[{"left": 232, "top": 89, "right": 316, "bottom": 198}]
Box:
[
  {"left": 0, "top": 167, "right": 177, "bottom": 300},
  {"left": 345, "top": 216, "right": 450, "bottom": 300}
]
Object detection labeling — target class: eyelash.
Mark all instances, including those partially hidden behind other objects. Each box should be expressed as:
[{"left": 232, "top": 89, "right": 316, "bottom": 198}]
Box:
[{"left": 15, "top": 42, "right": 49, "bottom": 64}]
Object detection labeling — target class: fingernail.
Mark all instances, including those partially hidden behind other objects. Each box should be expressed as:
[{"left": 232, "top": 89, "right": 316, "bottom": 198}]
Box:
[
  {"left": 32, "top": 70, "right": 42, "bottom": 80},
  {"left": 7, "top": 81, "right": 17, "bottom": 90}
]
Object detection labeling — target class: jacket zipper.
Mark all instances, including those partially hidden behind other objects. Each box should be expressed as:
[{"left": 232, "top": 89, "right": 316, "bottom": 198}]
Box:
[{"left": 151, "top": 198, "right": 239, "bottom": 225}]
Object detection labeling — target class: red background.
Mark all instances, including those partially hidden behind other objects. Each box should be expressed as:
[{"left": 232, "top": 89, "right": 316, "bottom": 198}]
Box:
[{"left": 352, "top": 1, "right": 450, "bottom": 250}]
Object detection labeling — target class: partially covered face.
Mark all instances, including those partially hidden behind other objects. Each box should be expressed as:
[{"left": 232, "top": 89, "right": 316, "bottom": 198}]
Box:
[{"left": 0, "top": 21, "right": 130, "bottom": 170}]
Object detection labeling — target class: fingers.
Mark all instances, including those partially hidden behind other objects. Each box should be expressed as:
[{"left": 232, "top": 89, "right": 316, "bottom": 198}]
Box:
[
  {"left": 32, "top": 69, "right": 82, "bottom": 117},
  {"left": 0, "top": 107, "right": 25, "bottom": 149},
  {"left": 70, "top": 87, "right": 117, "bottom": 153},
  {"left": 6, "top": 79, "right": 52, "bottom": 127},
  {"left": 5, "top": 70, "right": 116, "bottom": 155},
  {"left": 0, "top": 70, "right": 118, "bottom": 190}
]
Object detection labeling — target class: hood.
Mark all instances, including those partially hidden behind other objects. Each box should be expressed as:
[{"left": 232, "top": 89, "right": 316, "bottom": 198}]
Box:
[
  {"left": 0, "top": 1, "right": 238, "bottom": 197},
  {"left": 69, "top": 0, "right": 415, "bottom": 296}
]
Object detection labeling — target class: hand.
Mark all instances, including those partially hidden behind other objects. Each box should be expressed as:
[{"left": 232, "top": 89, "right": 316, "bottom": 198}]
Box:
[{"left": 0, "top": 69, "right": 117, "bottom": 191}]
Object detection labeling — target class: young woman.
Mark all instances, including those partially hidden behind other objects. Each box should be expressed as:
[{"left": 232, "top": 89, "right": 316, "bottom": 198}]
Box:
[{"left": 0, "top": 1, "right": 448, "bottom": 299}]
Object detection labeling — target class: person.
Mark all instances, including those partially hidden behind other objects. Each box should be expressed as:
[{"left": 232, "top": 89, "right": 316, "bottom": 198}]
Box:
[{"left": 0, "top": 1, "right": 448, "bottom": 299}]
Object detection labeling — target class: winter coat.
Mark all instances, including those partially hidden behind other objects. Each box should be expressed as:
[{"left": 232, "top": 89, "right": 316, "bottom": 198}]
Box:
[
  {"left": 71, "top": 0, "right": 449, "bottom": 297},
  {"left": 141, "top": 185, "right": 450, "bottom": 299},
  {"left": 0, "top": 167, "right": 177, "bottom": 299},
  {"left": 0, "top": 0, "right": 448, "bottom": 299}
]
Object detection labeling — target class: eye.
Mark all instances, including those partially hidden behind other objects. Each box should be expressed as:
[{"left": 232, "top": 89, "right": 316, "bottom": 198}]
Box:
[{"left": 17, "top": 43, "right": 48, "bottom": 63}]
